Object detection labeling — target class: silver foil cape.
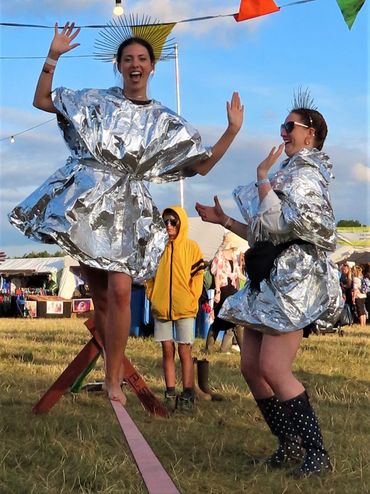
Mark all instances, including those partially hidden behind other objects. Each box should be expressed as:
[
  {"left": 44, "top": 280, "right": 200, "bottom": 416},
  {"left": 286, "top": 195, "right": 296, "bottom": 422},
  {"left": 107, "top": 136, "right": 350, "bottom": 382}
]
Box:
[
  {"left": 9, "top": 87, "right": 211, "bottom": 283},
  {"left": 220, "top": 148, "right": 343, "bottom": 334}
]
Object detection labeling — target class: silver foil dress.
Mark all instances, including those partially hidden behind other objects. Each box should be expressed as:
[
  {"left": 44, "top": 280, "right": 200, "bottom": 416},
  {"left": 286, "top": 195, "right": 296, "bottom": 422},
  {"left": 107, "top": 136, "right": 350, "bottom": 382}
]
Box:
[
  {"left": 220, "top": 148, "right": 343, "bottom": 334},
  {"left": 9, "top": 87, "right": 211, "bottom": 283}
]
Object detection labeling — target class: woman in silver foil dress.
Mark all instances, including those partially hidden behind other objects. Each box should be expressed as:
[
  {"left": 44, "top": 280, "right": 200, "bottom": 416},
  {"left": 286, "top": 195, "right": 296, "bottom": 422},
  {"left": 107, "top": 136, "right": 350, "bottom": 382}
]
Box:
[
  {"left": 195, "top": 98, "right": 342, "bottom": 476},
  {"left": 8, "top": 22, "right": 244, "bottom": 405}
]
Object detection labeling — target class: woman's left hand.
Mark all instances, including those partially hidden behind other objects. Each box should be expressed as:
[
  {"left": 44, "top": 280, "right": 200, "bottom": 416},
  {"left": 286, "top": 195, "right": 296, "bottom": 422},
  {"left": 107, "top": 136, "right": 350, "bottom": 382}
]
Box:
[
  {"left": 257, "top": 143, "right": 285, "bottom": 178},
  {"left": 227, "top": 92, "right": 244, "bottom": 134}
]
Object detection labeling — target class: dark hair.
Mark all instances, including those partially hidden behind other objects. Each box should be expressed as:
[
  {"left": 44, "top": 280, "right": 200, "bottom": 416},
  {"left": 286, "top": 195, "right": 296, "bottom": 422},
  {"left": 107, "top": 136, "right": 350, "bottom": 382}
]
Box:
[
  {"left": 292, "top": 108, "right": 328, "bottom": 150},
  {"left": 162, "top": 208, "right": 179, "bottom": 219},
  {"left": 116, "top": 37, "right": 155, "bottom": 65}
]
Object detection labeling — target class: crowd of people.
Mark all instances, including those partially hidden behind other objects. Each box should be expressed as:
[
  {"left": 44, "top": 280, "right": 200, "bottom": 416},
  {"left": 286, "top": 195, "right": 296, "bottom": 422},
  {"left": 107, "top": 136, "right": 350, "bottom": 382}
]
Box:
[
  {"left": 339, "top": 262, "right": 370, "bottom": 326},
  {"left": 6, "top": 18, "right": 367, "bottom": 480},
  {"left": 205, "top": 232, "right": 245, "bottom": 353}
]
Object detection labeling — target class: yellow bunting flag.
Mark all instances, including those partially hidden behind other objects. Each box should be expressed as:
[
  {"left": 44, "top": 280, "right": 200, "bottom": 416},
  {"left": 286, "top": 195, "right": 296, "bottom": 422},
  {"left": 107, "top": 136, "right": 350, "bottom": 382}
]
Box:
[{"left": 132, "top": 22, "right": 176, "bottom": 61}]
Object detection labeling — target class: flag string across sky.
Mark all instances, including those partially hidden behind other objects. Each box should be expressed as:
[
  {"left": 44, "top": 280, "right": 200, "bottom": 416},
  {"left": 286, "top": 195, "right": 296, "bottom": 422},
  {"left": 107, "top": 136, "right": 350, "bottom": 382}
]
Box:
[
  {"left": 0, "top": 0, "right": 368, "bottom": 255},
  {"left": 0, "top": 0, "right": 366, "bottom": 31},
  {"left": 0, "top": 0, "right": 366, "bottom": 143}
]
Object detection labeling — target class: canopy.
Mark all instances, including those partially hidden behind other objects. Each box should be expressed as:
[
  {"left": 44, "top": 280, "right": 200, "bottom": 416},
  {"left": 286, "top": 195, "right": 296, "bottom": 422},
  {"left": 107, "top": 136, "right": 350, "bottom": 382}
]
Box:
[
  {"left": 330, "top": 246, "right": 370, "bottom": 264},
  {"left": 0, "top": 257, "right": 65, "bottom": 276},
  {"left": 0, "top": 256, "right": 81, "bottom": 298},
  {"left": 345, "top": 251, "right": 370, "bottom": 264}
]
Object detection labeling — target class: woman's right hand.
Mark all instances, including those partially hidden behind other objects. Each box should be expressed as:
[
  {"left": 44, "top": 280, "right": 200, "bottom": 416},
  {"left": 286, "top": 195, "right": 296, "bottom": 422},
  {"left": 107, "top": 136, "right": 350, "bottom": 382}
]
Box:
[
  {"left": 195, "top": 196, "right": 227, "bottom": 225},
  {"left": 226, "top": 92, "right": 244, "bottom": 135},
  {"left": 49, "top": 22, "right": 80, "bottom": 57}
]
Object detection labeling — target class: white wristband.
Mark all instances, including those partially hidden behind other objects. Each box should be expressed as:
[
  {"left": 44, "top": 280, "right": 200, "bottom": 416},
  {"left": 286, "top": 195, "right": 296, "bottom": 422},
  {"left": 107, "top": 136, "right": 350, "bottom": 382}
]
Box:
[
  {"left": 224, "top": 216, "right": 233, "bottom": 229},
  {"left": 255, "top": 178, "right": 270, "bottom": 187},
  {"left": 45, "top": 57, "right": 58, "bottom": 66}
]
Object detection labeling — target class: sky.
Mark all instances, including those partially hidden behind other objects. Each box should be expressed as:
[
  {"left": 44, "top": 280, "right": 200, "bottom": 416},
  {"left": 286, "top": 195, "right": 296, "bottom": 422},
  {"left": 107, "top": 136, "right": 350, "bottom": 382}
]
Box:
[{"left": 0, "top": 0, "right": 369, "bottom": 257}]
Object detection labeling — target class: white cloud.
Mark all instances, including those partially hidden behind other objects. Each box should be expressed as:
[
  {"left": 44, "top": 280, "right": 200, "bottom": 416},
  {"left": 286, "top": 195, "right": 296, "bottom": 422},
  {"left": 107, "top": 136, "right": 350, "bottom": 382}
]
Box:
[
  {"left": 1, "top": 109, "right": 369, "bottom": 256},
  {"left": 0, "top": 0, "right": 270, "bottom": 43},
  {"left": 1, "top": 0, "right": 105, "bottom": 16},
  {"left": 352, "top": 162, "right": 370, "bottom": 182}
]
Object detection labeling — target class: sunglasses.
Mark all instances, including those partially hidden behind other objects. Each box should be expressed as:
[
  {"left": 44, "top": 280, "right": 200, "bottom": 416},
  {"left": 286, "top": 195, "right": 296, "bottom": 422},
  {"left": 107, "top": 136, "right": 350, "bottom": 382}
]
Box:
[
  {"left": 280, "top": 121, "right": 309, "bottom": 134},
  {"left": 163, "top": 218, "right": 179, "bottom": 227}
]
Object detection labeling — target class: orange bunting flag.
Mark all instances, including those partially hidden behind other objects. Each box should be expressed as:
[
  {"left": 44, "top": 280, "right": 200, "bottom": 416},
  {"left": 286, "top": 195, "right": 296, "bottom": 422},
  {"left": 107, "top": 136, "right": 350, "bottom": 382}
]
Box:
[{"left": 234, "top": 0, "right": 280, "bottom": 22}]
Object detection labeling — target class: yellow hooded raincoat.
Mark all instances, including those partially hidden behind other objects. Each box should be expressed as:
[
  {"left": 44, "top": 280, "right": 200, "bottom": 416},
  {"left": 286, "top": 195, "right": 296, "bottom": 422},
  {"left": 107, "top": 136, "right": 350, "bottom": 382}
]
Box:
[{"left": 146, "top": 206, "right": 205, "bottom": 321}]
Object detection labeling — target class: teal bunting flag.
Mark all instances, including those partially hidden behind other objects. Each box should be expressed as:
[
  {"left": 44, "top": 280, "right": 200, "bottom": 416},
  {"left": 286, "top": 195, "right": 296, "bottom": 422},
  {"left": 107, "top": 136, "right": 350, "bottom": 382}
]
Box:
[{"left": 336, "top": 0, "right": 366, "bottom": 29}]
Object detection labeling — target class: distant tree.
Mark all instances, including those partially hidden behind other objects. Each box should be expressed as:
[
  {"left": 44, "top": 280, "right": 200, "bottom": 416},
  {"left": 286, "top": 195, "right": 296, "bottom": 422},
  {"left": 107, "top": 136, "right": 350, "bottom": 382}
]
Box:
[
  {"left": 337, "top": 219, "right": 365, "bottom": 227},
  {"left": 21, "top": 250, "right": 66, "bottom": 258}
]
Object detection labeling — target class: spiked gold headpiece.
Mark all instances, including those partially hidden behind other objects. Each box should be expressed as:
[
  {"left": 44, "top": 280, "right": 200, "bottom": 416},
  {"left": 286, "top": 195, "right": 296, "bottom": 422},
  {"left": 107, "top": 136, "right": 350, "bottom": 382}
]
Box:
[{"left": 94, "top": 14, "right": 176, "bottom": 64}]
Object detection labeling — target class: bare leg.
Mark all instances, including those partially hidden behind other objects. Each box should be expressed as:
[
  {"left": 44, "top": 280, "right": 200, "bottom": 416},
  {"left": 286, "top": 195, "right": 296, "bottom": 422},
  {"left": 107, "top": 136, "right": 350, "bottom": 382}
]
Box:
[
  {"left": 259, "top": 331, "right": 305, "bottom": 401},
  {"left": 104, "top": 272, "right": 132, "bottom": 405},
  {"left": 220, "top": 329, "right": 233, "bottom": 353},
  {"left": 178, "top": 343, "right": 194, "bottom": 389},
  {"left": 205, "top": 323, "right": 219, "bottom": 352},
  {"left": 80, "top": 265, "right": 108, "bottom": 343},
  {"left": 233, "top": 325, "right": 244, "bottom": 349},
  {"left": 161, "top": 340, "right": 176, "bottom": 388},
  {"left": 241, "top": 328, "right": 274, "bottom": 399}
]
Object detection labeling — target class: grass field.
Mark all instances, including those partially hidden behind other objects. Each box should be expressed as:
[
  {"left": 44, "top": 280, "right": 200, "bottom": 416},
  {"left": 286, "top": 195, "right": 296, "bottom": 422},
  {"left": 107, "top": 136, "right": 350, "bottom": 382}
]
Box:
[{"left": 0, "top": 318, "right": 369, "bottom": 494}]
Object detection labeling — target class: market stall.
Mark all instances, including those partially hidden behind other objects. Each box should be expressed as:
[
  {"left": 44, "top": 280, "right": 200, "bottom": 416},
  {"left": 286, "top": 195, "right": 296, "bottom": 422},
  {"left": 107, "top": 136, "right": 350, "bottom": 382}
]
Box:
[{"left": 0, "top": 256, "right": 87, "bottom": 317}]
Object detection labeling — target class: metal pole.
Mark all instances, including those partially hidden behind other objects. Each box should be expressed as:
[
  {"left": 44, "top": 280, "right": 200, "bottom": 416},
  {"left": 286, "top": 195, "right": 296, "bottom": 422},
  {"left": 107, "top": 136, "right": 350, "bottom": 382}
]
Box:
[{"left": 174, "top": 44, "right": 184, "bottom": 208}]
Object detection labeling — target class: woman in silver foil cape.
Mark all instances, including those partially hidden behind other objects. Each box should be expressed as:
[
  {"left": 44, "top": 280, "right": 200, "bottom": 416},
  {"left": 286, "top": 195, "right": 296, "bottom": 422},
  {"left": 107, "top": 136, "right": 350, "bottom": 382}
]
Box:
[
  {"left": 196, "top": 95, "right": 342, "bottom": 477},
  {"left": 8, "top": 22, "right": 244, "bottom": 406}
]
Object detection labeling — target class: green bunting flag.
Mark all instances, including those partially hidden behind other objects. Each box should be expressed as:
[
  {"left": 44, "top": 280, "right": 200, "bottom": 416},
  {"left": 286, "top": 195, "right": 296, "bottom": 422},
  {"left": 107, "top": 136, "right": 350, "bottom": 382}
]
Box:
[{"left": 336, "top": 0, "right": 366, "bottom": 29}]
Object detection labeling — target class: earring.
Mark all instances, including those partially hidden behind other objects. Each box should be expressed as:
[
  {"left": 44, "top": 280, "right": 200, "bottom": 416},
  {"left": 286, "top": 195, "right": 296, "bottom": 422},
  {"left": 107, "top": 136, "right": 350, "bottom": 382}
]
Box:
[{"left": 304, "top": 138, "right": 310, "bottom": 145}]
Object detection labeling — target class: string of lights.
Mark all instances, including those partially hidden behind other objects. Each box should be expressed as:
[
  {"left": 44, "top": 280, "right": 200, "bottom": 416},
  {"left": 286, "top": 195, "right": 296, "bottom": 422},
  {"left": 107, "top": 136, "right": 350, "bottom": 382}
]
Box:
[
  {"left": 0, "top": 1, "right": 316, "bottom": 30},
  {"left": 0, "top": 55, "right": 93, "bottom": 60},
  {"left": 0, "top": 118, "right": 55, "bottom": 144}
]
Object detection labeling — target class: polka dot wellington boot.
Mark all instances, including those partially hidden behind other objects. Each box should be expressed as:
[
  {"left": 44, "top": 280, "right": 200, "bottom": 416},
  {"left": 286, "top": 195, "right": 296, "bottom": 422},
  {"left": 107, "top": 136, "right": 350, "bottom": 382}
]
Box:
[
  {"left": 283, "top": 391, "right": 332, "bottom": 477},
  {"left": 256, "top": 395, "right": 305, "bottom": 468}
]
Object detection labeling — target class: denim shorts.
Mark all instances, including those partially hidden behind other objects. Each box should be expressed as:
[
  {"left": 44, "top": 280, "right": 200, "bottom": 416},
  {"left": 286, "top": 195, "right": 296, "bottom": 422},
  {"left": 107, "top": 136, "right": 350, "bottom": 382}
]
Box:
[{"left": 154, "top": 318, "right": 195, "bottom": 344}]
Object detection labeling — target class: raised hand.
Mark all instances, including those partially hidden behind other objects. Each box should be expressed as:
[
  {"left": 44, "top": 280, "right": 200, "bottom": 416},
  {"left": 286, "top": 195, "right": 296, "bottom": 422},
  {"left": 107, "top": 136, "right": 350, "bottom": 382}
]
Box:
[
  {"left": 195, "top": 196, "right": 226, "bottom": 225},
  {"left": 226, "top": 92, "right": 244, "bottom": 134},
  {"left": 50, "top": 22, "right": 81, "bottom": 57},
  {"left": 257, "top": 143, "right": 285, "bottom": 178}
]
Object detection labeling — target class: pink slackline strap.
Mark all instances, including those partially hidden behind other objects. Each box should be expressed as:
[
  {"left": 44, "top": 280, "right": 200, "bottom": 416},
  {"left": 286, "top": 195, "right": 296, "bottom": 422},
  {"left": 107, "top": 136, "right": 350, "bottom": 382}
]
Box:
[{"left": 110, "top": 400, "right": 180, "bottom": 494}]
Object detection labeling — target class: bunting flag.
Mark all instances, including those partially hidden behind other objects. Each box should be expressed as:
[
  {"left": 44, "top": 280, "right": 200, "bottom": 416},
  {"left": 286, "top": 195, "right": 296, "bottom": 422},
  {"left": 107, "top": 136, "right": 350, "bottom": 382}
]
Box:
[
  {"left": 336, "top": 0, "right": 366, "bottom": 29},
  {"left": 234, "top": 0, "right": 280, "bottom": 22}
]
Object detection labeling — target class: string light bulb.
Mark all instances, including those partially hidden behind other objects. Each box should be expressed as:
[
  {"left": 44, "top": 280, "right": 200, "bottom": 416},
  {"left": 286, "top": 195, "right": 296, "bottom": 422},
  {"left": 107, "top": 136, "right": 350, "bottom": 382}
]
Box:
[
  {"left": 113, "top": 0, "right": 124, "bottom": 16},
  {"left": 10, "top": 136, "right": 15, "bottom": 144}
]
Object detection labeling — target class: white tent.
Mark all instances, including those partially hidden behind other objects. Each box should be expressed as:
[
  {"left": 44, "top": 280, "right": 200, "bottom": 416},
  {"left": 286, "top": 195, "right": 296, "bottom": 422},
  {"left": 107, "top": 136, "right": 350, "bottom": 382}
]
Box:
[
  {"left": 188, "top": 217, "right": 249, "bottom": 261},
  {"left": 1, "top": 219, "right": 247, "bottom": 296},
  {"left": 0, "top": 256, "right": 81, "bottom": 298},
  {"left": 0, "top": 257, "right": 65, "bottom": 275},
  {"left": 330, "top": 245, "right": 370, "bottom": 264},
  {"left": 58, "top": 256, "right": 83, "bottom": 298}
]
